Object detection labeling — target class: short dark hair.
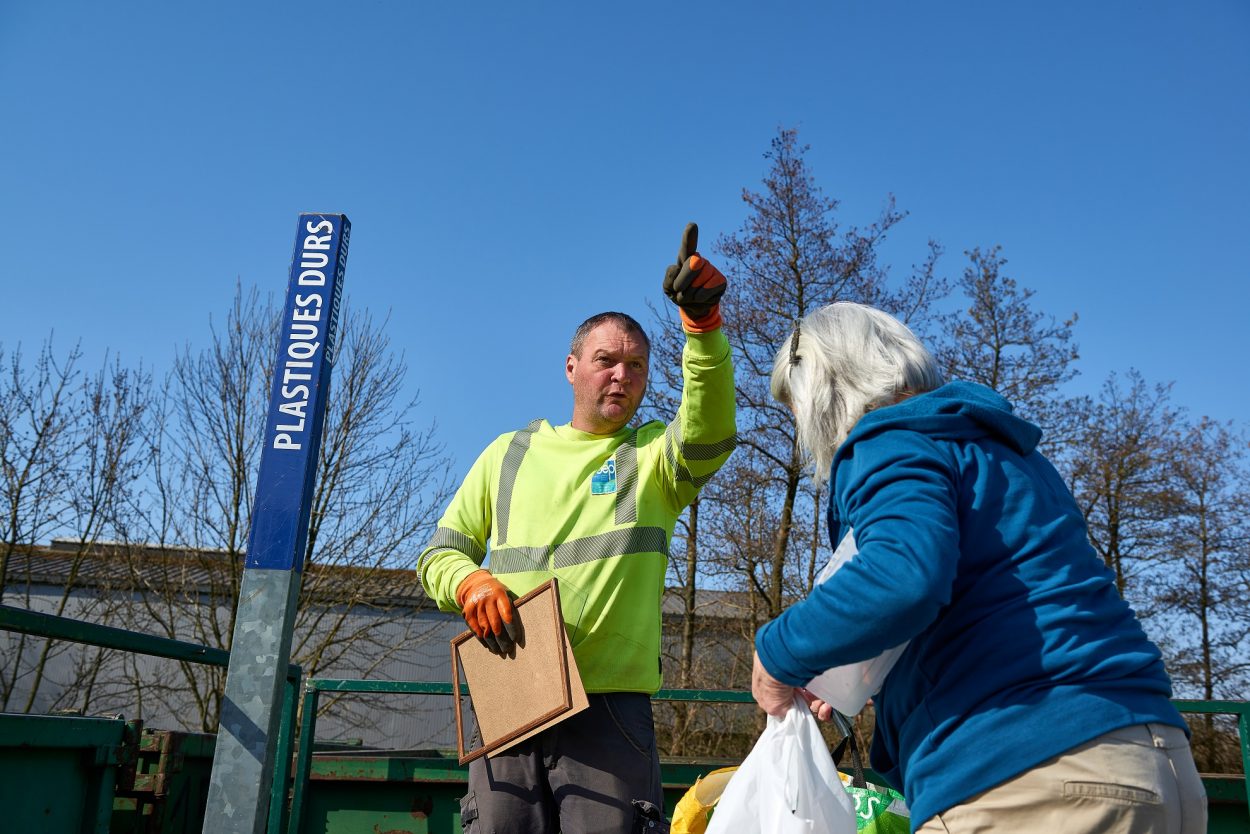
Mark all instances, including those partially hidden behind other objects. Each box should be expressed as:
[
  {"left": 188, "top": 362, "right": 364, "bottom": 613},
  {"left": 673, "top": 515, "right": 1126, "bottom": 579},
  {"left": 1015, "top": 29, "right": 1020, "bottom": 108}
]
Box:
[{"left": 569, "top": 312, "right": 651, "bottom": 358}]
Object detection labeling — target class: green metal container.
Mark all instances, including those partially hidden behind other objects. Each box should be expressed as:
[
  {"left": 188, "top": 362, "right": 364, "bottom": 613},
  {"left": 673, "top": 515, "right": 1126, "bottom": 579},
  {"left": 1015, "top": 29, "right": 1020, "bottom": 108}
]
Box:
[
  {"left": 0, "top": 714, "right": 1243, "bottom": 833},
  {"left": 3, "top": 607, "right": 1244, "bottom": 832},
  {"left": 0, "top": 713, "right": 134, "bottom": 834},
  {"left": 297, "top": 750, "right": 732, "bottom": 834},
  {"left": 111, "top": 728, "right": 215, "bottom": 833},
  {"left": 295, "top": 750, "right": 1247, "bottom": 834},
  {"left": 1208, "top": 775, "right": 1250, "bottom": 834}
]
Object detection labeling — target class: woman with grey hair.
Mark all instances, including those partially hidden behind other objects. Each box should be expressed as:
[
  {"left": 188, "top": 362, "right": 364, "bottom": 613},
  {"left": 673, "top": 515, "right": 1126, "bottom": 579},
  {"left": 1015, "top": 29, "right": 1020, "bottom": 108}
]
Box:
[{"left": 750, "top": 302, "right": 1205, "bottom": 832}]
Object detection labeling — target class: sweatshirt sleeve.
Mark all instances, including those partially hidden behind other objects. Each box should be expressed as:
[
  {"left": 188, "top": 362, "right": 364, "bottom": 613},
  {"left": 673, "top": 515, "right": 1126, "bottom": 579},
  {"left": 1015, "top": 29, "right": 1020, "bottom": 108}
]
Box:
[
  {"left": 756, "top": 429, "right": 962, "bottom": 685},
  {"left": 417, "top": 440, "right": 499, "bottom": 613},
  {"left": 656, "top": 329, "right": 737, "bottom": 510}
]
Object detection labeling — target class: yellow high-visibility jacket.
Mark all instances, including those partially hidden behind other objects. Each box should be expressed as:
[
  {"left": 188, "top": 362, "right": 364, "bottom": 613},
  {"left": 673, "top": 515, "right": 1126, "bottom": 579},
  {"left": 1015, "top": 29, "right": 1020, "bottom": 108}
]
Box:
[{"left": 419, "top": 330, "right": 736, "bottom": 694}]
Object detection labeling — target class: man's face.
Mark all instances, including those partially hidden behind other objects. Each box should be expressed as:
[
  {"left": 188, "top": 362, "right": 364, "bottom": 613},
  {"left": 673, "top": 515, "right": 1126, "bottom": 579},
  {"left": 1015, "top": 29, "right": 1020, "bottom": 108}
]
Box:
[{"left": 565, "top": 322, "right": 649, "bottom": 435}]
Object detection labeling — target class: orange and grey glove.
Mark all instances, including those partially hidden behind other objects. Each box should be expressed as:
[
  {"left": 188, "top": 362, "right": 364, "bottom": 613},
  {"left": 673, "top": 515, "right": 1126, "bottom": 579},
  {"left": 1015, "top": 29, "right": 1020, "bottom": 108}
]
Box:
[
  {"left": 663, "top": 222, "right": 727, "bottom": 333},
  {"left": 455, "top": 569, "right": 520, "bottom": 655}
]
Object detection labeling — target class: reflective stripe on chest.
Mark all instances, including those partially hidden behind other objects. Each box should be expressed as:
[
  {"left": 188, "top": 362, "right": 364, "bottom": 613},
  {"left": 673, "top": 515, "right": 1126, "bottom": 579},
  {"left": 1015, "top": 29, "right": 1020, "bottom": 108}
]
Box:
[{"left": 490, "top": 423, "right": 646, "bottom": 573}]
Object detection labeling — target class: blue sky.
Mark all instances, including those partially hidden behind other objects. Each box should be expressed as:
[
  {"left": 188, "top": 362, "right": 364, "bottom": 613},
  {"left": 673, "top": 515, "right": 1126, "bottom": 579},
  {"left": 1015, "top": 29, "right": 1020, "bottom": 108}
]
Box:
[{"left": 2, "top": 1, "right": 1247, "bottom": 477}]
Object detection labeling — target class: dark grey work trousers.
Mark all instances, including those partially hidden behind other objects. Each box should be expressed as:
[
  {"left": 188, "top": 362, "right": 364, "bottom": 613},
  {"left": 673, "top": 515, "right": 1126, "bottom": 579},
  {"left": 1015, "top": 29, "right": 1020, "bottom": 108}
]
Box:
[{"left": 460, "top": 692, "right": 663, "bottom": 834}]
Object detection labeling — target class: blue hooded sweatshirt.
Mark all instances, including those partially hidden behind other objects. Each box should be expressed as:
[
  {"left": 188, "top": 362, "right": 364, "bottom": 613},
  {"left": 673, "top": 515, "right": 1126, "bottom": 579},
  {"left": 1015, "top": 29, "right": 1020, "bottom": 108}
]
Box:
[{"left": 755, "top": 381, "right": 1183, "bottom": 829}]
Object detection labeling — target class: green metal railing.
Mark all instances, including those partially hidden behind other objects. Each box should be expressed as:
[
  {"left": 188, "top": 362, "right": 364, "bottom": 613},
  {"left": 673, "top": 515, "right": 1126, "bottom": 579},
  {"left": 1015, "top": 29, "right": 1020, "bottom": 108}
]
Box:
[
  {"left": 287, "top": 678, "right": 757, "bottom": 834},
  {"left": 291, "top": 678, "right": 1250, "bottom": 832},
  {"left": 1176, "top": 699, "right": 1250, "bottom": 807},
  {"left": 0, "top": 604, "right": 302, "bottom": 834},
  {"left": 2, "top": 604, "right": 1247, "bottom": 831}
]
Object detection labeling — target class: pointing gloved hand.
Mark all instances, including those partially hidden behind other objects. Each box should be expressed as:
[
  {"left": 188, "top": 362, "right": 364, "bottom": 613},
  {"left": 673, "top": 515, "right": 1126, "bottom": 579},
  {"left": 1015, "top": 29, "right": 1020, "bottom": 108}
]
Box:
[
  {"left": 663, "top": 222, "right": 727, "bottom": 333},
  {"left": 456, "top": 569, "right": 520, "bottom": 655}
]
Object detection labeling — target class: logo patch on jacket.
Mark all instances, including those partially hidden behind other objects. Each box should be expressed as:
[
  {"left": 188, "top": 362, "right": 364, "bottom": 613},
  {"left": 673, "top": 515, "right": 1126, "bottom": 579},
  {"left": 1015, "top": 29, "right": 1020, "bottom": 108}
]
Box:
[{"left": 590, "top": 459, "right": 617, "bottom": 495}]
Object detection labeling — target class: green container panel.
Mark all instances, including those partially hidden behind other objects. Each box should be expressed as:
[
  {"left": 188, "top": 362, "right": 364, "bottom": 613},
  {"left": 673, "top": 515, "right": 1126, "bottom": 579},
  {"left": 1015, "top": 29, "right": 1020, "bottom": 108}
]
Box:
[
  {"left": 111, "top": 728, "right": 215, "bottom": 833},
  {"left": 0, "top": 713, "right": 129, "bottom": 834},
  {"left": 1206, "top": 776, "right": 1250, "bottom": 834},
  {"left": 0, "top": 715, "right": 1244, "bottom": 834},
  {"left": 300, "top": 751, "right": 1248, "bottom": 834},
  {"left": 299, "top": 752, "right": 721, "bottom": 834}
]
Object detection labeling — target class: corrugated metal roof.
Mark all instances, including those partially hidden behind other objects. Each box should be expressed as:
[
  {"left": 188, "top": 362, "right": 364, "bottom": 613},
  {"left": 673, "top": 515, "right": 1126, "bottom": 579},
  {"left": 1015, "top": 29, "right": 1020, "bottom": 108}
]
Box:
[
  {"left": 9, "top": 541, "right": 754, "bottom": 620},
  {"left": 5, "top": 541, "right": 428, "bottom": 606}
]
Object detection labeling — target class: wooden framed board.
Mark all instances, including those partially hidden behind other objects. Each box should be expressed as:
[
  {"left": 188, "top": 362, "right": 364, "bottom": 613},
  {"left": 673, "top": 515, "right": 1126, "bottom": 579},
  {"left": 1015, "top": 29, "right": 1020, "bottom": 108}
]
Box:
[{"left": 451, "top": 578, "right": 588, "bottom": 764}]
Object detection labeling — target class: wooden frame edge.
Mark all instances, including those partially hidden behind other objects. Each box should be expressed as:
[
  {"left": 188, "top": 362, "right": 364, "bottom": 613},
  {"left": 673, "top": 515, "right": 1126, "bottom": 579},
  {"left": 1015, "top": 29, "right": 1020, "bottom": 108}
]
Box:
[{"left": 452, "top": 578, "right": 573, "bottom": 765}]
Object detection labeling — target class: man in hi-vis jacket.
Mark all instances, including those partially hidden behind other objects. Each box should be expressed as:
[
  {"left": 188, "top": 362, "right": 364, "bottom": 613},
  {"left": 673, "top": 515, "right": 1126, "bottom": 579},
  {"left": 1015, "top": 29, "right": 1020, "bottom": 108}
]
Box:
[{"left": 419, "top": 224, "right": 736, "bottom": 834}]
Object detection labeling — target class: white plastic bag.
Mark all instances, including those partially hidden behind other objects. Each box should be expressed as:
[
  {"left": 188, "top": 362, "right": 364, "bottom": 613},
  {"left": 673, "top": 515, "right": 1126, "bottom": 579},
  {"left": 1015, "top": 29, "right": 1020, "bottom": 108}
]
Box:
[
  {"left": 804, "top": 529, "right": 909, "bottom": 715},
  {"left": 706, "top": 695, "right": 855, "bottom": 834}
]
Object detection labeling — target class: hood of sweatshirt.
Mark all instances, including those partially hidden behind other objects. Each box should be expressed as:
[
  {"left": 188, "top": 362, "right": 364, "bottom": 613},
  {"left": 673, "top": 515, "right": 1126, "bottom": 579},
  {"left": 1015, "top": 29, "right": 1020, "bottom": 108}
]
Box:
[{"left": 840, "top": 380, "right": 1042, "bottom": 457}]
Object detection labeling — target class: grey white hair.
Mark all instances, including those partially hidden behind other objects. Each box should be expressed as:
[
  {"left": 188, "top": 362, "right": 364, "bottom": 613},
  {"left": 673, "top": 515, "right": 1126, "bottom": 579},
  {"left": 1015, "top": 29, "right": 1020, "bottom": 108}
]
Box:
[{"left": 770, "top": 302, "right": 944, "bottom": 486}]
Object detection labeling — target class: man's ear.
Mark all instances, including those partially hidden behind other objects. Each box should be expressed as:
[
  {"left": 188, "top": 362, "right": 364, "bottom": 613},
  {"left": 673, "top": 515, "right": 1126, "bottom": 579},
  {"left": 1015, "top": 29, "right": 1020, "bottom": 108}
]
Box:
[{"left": 565, "top": 354, "right": 576, "bottom": 384}]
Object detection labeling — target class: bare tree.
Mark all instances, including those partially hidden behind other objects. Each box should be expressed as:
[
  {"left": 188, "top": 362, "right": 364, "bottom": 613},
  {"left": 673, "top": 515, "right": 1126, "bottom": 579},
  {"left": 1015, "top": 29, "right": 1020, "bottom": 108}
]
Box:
[
  {"left": 1149, "top": 417, "right": 1250, "bottom": 771},
  {"left": 125, "top": 285, "right": 274, "bottom": 726},
  {"left": 1060, "top": 371, "right": 1183, "bottom": 598},
  {"left": 0, "top": 342, "right": 78, "bottom": 710},
  {"left": 641, "top": 129, "right": 948, "bottom": 757},
  {"left": 1155, "top": 417, "right": 1250, "bottom": 698},
  {"left": 0, "top": 342, "right": 80, "bottom": 605},
  {"left": 938, "top": 246, "right": 1080, "bottom": 452},
  {"left": 125, "top": 286, "right": 452, "bottom": 731},
  {"left": 0, "top": 342, "right": 151, "bottom": 712},
  {"left": 715, "top": 127, "right": 944, "bottom": 622},
  {"left": 20, "top": 359, "right": 150, "bottom": 712},
  {"left": 289, "top": 308, "right": 455, "bottom": 733}
]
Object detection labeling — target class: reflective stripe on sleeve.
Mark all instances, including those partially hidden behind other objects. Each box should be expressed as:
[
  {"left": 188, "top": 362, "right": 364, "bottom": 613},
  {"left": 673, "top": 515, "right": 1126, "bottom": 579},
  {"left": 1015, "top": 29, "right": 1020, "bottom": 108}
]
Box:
[
  {"left": 681, "top": 433, "right": 738, "bottom": 461},
  {"left": 417, "top": 526, "right": 487, "bottom": 578},
  {"left": 663, "top": 421, "right": 718, "bottom": 489},
  {"left": 426, "top": 526, "right": 486, "bottom": 562}
]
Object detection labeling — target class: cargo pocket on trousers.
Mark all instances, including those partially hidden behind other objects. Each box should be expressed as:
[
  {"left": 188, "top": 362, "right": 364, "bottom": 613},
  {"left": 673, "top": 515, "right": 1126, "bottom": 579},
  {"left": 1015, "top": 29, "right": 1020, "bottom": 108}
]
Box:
[{"left": 459, "top": 791, "right": 479, "bottom": 832}]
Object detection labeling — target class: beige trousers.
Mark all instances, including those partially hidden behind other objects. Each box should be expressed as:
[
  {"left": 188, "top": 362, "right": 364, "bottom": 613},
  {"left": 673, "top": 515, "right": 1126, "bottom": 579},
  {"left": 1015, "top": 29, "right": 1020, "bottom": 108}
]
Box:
[{"left": 916, "top": 723, "right": 1207, "bottom": 834}]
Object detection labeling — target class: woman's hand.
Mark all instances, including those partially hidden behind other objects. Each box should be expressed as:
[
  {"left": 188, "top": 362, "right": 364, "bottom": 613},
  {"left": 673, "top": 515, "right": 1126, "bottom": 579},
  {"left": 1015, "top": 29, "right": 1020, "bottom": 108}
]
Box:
[
  {"left": 751, "top": 651, "right": 798, "bottom": 717},
  {"left": 798, "top": 689, "right": 835, "bottom": 721}
]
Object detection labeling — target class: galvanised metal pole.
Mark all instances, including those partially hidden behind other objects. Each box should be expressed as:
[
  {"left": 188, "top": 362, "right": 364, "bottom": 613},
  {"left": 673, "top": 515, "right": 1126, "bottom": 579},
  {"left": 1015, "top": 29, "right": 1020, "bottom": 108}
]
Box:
[{"left": 203, "top": 213, "right": 350, "bottom": 834}]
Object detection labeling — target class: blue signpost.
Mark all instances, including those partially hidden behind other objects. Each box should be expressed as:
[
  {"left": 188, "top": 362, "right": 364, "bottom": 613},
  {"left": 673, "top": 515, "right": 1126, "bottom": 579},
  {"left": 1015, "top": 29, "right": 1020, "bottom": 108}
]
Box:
[{"left": 203, "top": 213, "right": 350, "bottom": 834}]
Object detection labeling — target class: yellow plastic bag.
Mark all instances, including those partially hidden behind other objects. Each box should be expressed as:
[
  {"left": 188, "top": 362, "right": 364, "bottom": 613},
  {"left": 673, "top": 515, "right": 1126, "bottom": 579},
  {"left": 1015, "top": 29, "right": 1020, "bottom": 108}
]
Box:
[{"left": 671, "top": 767, "right": 738, "bottom": 834}]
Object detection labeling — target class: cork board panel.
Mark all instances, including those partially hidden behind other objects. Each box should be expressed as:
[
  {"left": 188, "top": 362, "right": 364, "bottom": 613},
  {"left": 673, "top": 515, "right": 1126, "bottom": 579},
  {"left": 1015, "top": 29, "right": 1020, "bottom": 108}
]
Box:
[
  {"left": 492, "top": 617, "right": 588, "bottom": 755},
  {"left": 452, "top": 579, "right": 587, "bottom": 764}
]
